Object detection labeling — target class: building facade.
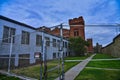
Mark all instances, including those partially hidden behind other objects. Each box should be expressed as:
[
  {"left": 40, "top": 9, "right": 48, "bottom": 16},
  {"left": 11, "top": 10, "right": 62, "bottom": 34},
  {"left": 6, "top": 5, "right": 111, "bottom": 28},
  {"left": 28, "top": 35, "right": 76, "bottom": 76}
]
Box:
[
  {"left": 69, "top": 16, "right": 85, "bottom": 40},
  {"left": 48, "top": 16, "right": 93, "bottom": 54},
  {"left": 0, "top": 15, "right": 69, "bottom": 67},
  {"left": 48, "top": 16, "right": 85, "bottom": 39}
]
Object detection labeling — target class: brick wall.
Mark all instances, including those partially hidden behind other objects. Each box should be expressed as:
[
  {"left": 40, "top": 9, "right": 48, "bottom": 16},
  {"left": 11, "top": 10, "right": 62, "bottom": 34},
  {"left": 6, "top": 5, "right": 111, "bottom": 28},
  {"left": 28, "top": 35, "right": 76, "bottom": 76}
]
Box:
[
  {"left": 102, "top": 34, "right": 120, "bottom": 57},
  {"left": 51, "top": 27, "right": 70, "bottom": 38},
  {"left": 87, "top": 38, "right": 94, "bottom": 53},
  {"left": 69, "top": 16, "right": 85, "bottom": 40}
]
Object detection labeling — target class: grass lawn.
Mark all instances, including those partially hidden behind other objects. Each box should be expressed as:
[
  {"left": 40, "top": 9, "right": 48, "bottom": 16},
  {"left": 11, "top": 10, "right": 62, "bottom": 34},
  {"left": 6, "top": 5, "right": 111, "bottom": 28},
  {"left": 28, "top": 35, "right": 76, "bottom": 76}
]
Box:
[
  {"left": 75, "top": 53, "right": 120, "bottom": 80},
  {"left": 93, "top": 53, "right": 114, "bottom": 59},
  {"left": 75, "top": 68, "right": 120, "bottom": 80},
  {"left": 47, "top": 61, "right": 79, "bottom": 80},
  {"left": 12, "top": 55, "right": 90, "bottom": 79},
  {"left": 0, "top": 73, "right": 20, "bottom": 80},
  {"left": 65, "top": 54, "right": 92, "bottom": 60},
  {"left": 12, "top": 60, "right": 62, "bottom": 79},
  {"left": 87, "top": 60, "right": 120, "bottom": 69}
]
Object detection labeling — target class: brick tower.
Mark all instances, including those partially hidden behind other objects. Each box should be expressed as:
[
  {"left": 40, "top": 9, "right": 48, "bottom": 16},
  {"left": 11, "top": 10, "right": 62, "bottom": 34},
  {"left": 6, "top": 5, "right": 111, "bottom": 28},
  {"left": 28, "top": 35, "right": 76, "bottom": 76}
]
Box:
[
  {"left": 87, "top": 38, "right": 94, "bottom": 53},
  {"left": 69, "top": 16, "right": 85, "bottom": 40}
]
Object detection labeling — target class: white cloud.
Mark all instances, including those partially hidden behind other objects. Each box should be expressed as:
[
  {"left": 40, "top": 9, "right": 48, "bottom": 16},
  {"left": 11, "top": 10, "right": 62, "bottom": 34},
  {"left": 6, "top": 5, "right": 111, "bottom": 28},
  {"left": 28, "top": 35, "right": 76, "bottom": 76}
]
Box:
[{"left": 0, "top": 0, "right": 120, "bottom": 46}]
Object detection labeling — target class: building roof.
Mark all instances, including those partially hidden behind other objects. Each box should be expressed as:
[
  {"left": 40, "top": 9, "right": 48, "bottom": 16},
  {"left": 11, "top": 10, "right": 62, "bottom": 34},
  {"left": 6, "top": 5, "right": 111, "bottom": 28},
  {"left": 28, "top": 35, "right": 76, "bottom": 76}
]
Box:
[
  {"left": 102, "top": 34, "right": 120, "bottom": 49},
  {"left": 0, "top": 15, "right": 36, "bottom": 30},
  {"left": 0, "top": 15, "right": 69, "bottom": 41}
]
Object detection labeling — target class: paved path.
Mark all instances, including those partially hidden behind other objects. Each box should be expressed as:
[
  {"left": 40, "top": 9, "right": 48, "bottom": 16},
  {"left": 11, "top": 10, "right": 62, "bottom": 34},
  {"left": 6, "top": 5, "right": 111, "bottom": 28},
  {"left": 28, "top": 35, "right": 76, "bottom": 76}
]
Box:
[{"left": 55, "top": 54, "right": 96, "bottom": 80}]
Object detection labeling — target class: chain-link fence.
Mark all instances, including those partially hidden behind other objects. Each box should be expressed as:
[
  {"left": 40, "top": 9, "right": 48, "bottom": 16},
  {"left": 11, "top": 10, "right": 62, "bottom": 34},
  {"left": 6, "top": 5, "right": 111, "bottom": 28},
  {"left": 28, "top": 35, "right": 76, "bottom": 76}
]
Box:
[
  {"left": 0, "top": 24, "right": 70, "bottom": 80},
  {"left": 0, "top": 23, "right": 120, "bottom": 80}
]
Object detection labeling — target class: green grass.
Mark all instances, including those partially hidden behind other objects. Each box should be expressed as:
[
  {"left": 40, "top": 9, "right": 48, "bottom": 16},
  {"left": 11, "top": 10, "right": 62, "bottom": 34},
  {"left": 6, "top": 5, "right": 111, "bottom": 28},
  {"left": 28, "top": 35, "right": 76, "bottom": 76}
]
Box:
[
  {"left": 87, "top": 53, "right": 120, "bottom": 69},
  {"left": 75, "top": 54, "right": 120, "bottom": 80},
  {"left": 93, "top": 53, "right": 114, "bottom": 59},
  {"left": 87, "top": 60, "right": 120, "bottom": 69},
  {"left": 12, "top": 60, "right": 60, "bottom": 79},
  {"left": 0, "top": 74, "right": 20, "bottom": 80},
  {"left": 47, "top": 61, "right": 79, "bottom": 80},
  {"left": 11, "top": 55, "right": 91, "bottom": 79},
  {"left": 12, "top": 59, "right": 79, "bottom": 79},
  {"left": 64, "top": 62, "right": 79, "bottom": 72},
  {"left": 65, "top": 54, "right": 91, "bottom": 60},
  {"left": 75, "top": 68, "right": 120, "bottom": 80}
]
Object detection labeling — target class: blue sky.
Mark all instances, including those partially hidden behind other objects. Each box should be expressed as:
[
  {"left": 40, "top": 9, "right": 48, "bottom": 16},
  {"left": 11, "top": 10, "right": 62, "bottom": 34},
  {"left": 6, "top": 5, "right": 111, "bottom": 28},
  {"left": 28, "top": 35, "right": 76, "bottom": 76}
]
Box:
[{"left": 0, "top": 0, "right": 120, "bottom": 46}]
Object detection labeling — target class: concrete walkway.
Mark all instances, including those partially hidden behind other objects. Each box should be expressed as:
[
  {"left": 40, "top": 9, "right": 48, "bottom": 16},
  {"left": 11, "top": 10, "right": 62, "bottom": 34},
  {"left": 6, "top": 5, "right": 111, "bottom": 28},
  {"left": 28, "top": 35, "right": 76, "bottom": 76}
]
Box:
[{"left": 55, "top": 54, "right": 96, "bottom": 80}]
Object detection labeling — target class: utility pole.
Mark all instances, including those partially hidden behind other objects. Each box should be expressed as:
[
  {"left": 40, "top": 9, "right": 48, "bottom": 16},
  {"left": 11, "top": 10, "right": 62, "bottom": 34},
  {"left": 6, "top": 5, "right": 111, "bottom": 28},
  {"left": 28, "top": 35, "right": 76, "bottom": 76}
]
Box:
[{"left": 60, "top": 23, "right": 64, "bottom": 80}]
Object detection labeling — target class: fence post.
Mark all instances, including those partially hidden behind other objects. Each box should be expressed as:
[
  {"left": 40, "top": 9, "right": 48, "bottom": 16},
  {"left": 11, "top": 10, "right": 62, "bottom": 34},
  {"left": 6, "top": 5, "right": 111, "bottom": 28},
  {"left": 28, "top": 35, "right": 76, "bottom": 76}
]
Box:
[
  {"left": 60, "top": 24, "right": 64, "bottom": 80},
  {"left": 41, "top": 28, "right": 47, "bottom": 80},
  {"left": 40, "top": 30, "right": 45, "bottom": 80},
  {"left": 8, "top": 36, "right": 13, "bottom": 73},
  {"left": 43, "top": 40, "right": 47, "bottom": 80}
]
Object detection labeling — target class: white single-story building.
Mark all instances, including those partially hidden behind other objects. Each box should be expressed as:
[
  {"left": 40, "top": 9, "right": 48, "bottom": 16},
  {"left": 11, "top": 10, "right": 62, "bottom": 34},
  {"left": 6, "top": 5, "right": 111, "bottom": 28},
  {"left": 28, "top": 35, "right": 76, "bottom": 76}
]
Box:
[{"left": 0, "top": 15, "right": 69, "bottom": 67}]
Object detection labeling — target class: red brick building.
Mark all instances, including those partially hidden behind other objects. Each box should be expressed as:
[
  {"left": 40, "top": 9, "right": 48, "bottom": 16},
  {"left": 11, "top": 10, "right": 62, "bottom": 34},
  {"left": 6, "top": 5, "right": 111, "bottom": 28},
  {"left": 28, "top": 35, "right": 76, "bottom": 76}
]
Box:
[
  {"left": 39, "top": 16, "right": 94, "bottom": 53},
  {"left": 51, "top": 27, "right": 70, "bottom": 38},
  {"left": 69, "top": 16, "right": 85, "bottom": 40},
  {"left": 68, "top": 16, "right": 93, "bottom": 53},
  {"left": 87, "top": 38, "right": 94, "bottom": 53}
]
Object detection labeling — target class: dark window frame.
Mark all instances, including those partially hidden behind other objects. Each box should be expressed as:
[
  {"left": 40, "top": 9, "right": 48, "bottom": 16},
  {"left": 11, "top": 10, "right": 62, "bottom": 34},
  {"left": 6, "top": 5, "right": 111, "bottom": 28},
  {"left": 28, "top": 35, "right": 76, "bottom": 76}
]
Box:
[
  {"left": 74, "top": 30, "right": 79, "bottom": 36},
  {"left": 2, "top": 26, "right": 16, "bottom": 43},
  {"left": 21, "top": 31, "right": 30, "bottom": 45},
  {"left": 52, "top": 38, "right": 56, "bottom": 47},
  {"left": 45, "top": 37, "right": 50, "bottom": 46},
  {"left": 36, "top": 35, "right": 42, "bottom": 46}
]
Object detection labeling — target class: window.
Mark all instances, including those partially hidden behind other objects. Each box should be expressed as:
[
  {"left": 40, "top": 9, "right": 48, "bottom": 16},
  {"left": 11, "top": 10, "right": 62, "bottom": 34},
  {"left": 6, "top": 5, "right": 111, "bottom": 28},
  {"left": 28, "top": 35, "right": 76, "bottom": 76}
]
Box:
[
  {"left": 21, "top": 31, "right": 30, "bottom": 44},
  {"left": 65, "top": 42, "right": 67, "bottom": 48},
  {"left": 63, "top": 41, "right": 65, "bottom": 48},
  {"left": 45, "top": 37, "right": 50, "bottom": 46},
  {"left": 52, "top": 38, "right": 56, "bottom": 47},
  {"left": 57, "top": 40, "right": 60, "bottom": 48},
  {"left": 74, "top": 30, "right": 79, "bottom": 36},
  {"left": 36, "top": 35, "right": 42, "bottom": 46},
  {"left": 66, "top": 52, "right": 67, "bottom": 56},
  {"left": 2, "top": 26, "right": 16, "bottom": 43},
  {"left": 53, "top": 53, "right": 56, "bottom": 58},
  {"left": 58, "top": 52, "right": 60, "bottom": 57}
]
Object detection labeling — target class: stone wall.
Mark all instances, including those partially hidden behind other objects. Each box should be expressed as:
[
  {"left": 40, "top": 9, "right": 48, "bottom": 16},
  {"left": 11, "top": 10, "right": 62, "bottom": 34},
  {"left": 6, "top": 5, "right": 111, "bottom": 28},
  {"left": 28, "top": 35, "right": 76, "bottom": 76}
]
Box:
[{"left": 102, "top": 34, "right": 120, "bottom": 57}]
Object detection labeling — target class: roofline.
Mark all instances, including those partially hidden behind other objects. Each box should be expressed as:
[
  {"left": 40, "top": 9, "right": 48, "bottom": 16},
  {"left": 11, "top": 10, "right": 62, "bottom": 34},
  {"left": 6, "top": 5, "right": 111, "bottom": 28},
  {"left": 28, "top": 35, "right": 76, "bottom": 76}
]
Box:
[
  {"left": 102, "top": 34, "right": 120, "bottom": 49},
  {"left": 0, "top": 15, "right": 36, "bottom": 30},
  {"left": 0, "top": 15, "right": 69, "bottom": 41}
]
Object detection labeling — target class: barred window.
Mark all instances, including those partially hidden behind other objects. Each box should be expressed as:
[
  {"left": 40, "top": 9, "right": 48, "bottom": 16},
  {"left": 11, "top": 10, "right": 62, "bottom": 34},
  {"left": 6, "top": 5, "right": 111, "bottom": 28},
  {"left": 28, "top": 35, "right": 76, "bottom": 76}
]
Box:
[
  {"left": 52, "top": 38, "right": 56, "bottom": 47},
  {"left": 36, "top": 35, "right": 42, "bottom": 46},
  {"left": 2, "top": 26, "right": 16, "bottom": 43},
  {"left": 21, "top": 31, "right": 30, "bottom": 44},
  {"left": 45, "top": 37, "right": 50, "bottom": 46}
]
